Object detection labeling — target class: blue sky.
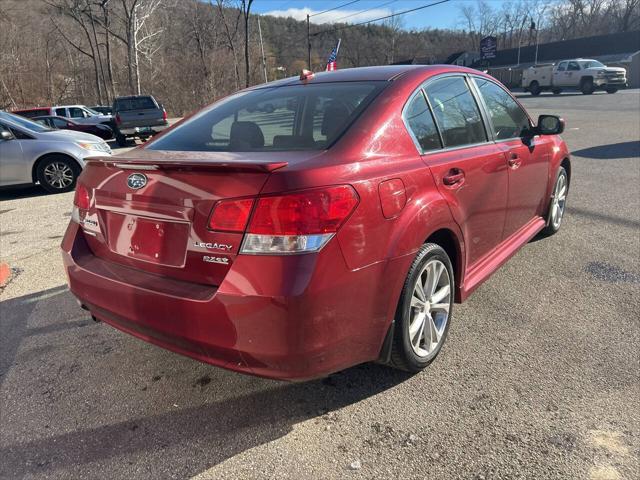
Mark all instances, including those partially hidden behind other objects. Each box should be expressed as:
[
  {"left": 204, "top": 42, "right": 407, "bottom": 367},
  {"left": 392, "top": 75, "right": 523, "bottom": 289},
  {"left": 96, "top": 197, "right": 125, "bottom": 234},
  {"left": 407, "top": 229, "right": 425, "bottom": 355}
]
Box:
[{"left": 253, "top": 0, "right": 509, "bottom": 30}]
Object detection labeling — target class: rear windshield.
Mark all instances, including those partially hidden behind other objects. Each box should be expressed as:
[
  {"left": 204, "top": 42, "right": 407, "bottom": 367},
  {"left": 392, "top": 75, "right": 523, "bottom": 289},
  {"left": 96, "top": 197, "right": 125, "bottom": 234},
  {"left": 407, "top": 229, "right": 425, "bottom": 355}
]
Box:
[
  {"left": 14, "top": 109, "right": 48, "bottom": 118},
  {"left": 115, "top": 96, "right": 157, "bottom": 111},
  {"left": 148, "top": 81, "right": 384, "bottom": 152}
]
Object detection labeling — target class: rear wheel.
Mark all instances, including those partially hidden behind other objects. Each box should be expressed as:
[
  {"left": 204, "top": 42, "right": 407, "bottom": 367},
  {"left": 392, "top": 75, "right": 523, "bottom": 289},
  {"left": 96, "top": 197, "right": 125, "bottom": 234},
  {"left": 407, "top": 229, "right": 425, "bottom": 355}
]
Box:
[
  {"left": 552, "top": 87, "right": 562, "bottom": 95},
  {"left": 390, "top": 243, "right": 454, "bottom": 372},
  {"left": 606, "top": 87, "right": 618, "bottom": 94},
  {"left": 36, "top": 155, "right": 80, "bottom": 193},
  {"left": 529, "top": 81, "right": 541, "bottom": 96},
  {"left": 541, "top": 166, "right": 568, "bottom": 236},
  {"left": 581, "top": 78, "right": 594, "bottom": 94},
  {"left": 116, "top": 131, "right": 128, "bottom": 147}
]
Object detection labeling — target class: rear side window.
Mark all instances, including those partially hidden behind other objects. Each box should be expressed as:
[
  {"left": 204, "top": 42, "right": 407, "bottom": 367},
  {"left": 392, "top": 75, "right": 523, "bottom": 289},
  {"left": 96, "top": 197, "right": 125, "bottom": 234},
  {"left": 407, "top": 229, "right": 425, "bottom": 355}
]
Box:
[
  {"left": 115, "top": 96, "right": 157, "bottom": 111},
  {"left": 149, "top": 82, "right": 384, "bottom": 152},
  {"left": 556, "top": 62, "right": 567, "bottom": 72},
  {"left": 55, "top": 108, "right": 67, "bottom": 116},
  {"left": 425, "top": 77, "right": 486, "bottom": 148},
  {"left": 404, "top": 91, "right": 441, "bottom": 152},
  {"left": 474, "top": 78, "right": 530, "bottom": 140}
]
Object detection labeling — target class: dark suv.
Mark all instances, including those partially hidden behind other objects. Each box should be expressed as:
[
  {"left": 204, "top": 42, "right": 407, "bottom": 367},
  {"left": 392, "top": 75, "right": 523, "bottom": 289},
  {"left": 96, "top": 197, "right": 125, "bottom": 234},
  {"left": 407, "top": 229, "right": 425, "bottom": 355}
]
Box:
[{"left": 112, "top": 95, "right": 168, "bottom": 146}]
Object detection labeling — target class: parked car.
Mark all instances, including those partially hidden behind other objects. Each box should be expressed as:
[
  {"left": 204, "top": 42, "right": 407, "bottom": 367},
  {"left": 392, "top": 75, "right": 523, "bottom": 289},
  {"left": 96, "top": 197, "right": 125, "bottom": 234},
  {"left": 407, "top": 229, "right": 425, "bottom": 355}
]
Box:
[
  {"left": 13, "top": 105, "right": 113, "bottom": 126},
  {"left": 112, "top": 95, "right": 168, "bottom": 146},
  {"left": 522, "top": 59, "right": 627, "bottom": 95},
  {"left": 0, "top": 111, "right": 111, "bottom": 193},
  {"left": 62, "top": 66, "right": 570, "bottom": 380},
  {"left": 33, "top": 115, "right": 113, "bottom": 140},
  {"left": 90, "top": 105, "right": 113, "bottom": 115}
]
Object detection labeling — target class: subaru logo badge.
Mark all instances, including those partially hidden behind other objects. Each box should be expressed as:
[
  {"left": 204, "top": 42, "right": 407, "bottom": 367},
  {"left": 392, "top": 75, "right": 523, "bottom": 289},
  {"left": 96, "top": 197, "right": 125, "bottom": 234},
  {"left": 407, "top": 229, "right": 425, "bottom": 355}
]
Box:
[{"left": 127, "top": 173, "right": 147, "bottom": 190}]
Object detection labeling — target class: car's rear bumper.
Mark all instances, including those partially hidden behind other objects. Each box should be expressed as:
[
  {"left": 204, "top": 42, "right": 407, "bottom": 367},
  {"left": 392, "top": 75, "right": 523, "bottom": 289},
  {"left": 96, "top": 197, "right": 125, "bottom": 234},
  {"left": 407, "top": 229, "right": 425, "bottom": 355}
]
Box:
[
  {"left": 61, "top": 222, "right": 410, "bottom": 380},
  {"left": 119, "top": 124, "right": 169, "bottom": 136}
]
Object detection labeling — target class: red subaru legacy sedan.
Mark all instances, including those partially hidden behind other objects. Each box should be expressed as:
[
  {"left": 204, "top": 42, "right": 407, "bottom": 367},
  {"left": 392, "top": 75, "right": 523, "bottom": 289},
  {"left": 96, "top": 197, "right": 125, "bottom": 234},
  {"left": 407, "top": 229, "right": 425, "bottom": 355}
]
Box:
[{"left": 62, "top": 65, "right": 570, "bottom": 380}]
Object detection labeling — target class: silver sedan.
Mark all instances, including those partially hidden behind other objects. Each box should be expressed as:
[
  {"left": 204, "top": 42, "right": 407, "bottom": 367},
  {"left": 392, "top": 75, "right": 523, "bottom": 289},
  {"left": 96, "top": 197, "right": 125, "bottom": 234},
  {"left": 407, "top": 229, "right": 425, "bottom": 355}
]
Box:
[{"left": 0, "top": 111, "right": 112, "bottom": 193}]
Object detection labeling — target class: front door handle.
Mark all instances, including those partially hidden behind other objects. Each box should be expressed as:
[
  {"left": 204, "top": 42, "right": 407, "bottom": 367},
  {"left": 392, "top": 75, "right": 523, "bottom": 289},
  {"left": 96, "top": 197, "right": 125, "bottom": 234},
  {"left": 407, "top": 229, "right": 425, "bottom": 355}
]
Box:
[
  {"left": 443, "top": 169, "right": 465, "bottom": 186},
  {"left": 508, "top": 153, "right": 522, "bottom": 168}
]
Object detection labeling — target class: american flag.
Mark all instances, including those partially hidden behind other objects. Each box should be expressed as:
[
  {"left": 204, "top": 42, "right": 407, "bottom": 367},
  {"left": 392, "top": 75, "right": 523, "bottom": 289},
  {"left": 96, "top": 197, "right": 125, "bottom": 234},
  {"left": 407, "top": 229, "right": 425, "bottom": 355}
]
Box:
[{"left": 326, "top": 39, "right": 341, "bottom": 72}]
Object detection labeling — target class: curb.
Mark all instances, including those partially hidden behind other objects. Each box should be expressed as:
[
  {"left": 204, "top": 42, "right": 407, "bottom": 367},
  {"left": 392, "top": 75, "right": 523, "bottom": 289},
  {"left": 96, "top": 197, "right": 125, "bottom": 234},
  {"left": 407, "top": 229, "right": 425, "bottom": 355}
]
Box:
[{"left": 0, "top": 263, "right": 10, "bottom": 288}]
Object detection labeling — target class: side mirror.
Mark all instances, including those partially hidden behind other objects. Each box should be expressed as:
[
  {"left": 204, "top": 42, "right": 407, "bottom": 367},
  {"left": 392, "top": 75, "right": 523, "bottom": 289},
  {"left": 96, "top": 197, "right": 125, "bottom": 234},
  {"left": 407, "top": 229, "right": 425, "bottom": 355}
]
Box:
[
  {"left": 537, "top": 115, "right": 565, "bottom": 135},
  {"left": 0, "top": 130, "right": 14, "bottom": 141}
]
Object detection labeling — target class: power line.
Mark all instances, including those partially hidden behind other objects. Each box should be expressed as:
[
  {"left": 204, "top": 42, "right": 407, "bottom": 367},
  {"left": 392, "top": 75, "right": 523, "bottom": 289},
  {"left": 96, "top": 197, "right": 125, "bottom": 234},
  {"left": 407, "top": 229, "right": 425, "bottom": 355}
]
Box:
[
  {"left": 330, "top": 0, "right": 399, "bottom": 24},
  {"left": 309, "top": 0, "right": 361, "bottom": 19},
  {"left": 311, "top": 0, "right": 451, "bottom": 36}
]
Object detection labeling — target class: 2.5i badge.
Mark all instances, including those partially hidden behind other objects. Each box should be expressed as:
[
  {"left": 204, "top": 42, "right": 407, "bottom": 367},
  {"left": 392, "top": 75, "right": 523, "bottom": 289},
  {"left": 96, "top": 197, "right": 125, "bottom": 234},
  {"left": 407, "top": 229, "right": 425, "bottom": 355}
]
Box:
[{"left": 202, "top": 256, "right": 229, "bottom": 265}]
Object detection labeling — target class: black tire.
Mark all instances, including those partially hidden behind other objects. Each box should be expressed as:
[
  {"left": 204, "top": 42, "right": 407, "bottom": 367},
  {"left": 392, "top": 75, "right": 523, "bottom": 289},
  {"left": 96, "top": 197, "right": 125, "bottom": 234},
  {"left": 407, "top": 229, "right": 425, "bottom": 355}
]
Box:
[
  {"left": 389, "top": 243, "right": 454, "bottom": 373},
  {"left": 529, "top": 81, "right": 541, "bottom": 96},
  {"left": 36, "top": 155, "right": 81, "bottom": 194},
  {"left": 541, "top": 166, "right": 569, "bottom": 237},
  {"left": 552, "top": 88, "right": 562, "bottom": 95},
  {"left": 581, "top": 78, "right": 594, "bottom": 95},
  {"left": 606, "top": 87, "right": 618, "bottom": 94},
  {"left": 116, "top": 131, "right": 128, "bottom": 147}
]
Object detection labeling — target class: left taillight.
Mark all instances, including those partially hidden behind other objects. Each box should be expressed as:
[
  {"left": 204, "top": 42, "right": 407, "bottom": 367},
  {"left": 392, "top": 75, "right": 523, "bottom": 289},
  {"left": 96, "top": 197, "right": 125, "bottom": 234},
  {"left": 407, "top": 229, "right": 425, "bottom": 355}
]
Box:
[
  {"left": 74, "top": 184, "right": 90, "bottom": 210},
  {"left": 71, "top": 184, "right": 90, "bottom": 223}
]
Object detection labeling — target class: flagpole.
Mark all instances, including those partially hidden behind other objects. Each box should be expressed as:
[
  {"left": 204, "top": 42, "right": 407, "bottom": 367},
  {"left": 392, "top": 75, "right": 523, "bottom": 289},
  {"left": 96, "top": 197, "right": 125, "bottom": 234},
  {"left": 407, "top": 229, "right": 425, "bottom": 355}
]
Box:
[
  {"left": 307, "top": 14, "right": 311, "bottom": 70},
  {"left": 335, "top": 38, "right": 341, "bottom": 57},
  {"left": 257, "top": 17, "right": 268, "bottom": 83}
]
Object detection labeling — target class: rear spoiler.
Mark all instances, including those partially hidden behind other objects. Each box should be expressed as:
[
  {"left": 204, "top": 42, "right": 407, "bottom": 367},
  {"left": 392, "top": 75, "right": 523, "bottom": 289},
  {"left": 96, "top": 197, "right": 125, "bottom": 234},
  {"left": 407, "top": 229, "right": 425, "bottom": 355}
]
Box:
[{"left": 85, "top": 156, "right": 288, "bottom": 173}]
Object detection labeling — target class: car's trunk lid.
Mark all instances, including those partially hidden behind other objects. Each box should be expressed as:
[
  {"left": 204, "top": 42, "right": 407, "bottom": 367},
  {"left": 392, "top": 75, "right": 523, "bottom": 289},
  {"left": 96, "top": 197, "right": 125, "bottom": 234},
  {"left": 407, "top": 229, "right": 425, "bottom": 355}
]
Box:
[{"left": 77, "top": 150, "right": 287, "bottom": 287}]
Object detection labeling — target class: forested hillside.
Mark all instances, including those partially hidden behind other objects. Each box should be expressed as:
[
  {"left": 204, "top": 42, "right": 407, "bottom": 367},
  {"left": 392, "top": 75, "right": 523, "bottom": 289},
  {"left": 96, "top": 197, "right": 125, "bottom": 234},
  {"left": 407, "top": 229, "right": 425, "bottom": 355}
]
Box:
[{"left": 1, "top": 0, "right": 637, "bottom": 115}]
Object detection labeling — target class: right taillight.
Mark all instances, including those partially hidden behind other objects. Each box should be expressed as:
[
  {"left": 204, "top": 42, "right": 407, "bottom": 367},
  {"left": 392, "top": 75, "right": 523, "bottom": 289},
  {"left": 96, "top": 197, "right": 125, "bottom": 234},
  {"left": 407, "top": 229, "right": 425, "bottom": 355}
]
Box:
[
  {"left": 240, "top": 185, "right": 358, "bottom": 255},
  {"left": 115, "top": 114, "right": 121, "bottom": 125}
]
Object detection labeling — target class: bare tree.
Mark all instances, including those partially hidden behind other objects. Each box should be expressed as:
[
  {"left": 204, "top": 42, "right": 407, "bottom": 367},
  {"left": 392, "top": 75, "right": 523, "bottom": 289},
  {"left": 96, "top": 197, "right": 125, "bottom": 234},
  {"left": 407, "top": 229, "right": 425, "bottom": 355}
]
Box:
[{"left": 216, "top": 0, "right": 241, "bottom": 90}]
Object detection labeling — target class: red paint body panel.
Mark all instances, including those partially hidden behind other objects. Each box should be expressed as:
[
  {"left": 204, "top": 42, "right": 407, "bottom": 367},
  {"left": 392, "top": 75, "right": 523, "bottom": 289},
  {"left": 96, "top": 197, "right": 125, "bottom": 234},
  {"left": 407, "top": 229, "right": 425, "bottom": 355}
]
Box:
[{"left": 62, "top": 65, "right": 569, "bottom": 380}]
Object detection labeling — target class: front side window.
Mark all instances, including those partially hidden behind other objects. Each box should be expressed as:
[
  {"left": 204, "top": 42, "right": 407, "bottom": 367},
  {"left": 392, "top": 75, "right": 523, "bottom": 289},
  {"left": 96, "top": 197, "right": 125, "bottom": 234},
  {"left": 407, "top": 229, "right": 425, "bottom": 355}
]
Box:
[
  {"left": 149, "top": 82, "right": 384, "bottom": 152},
  {"left": 474, "top": 78, "right": 530, "bottom": 140},
  {"left": 424, "top": 76, "right": 486, "bottom": 148},
  {"left": 404, "top": 91, "right": 441, "bottom": 152},
  {"left": 68, "top": 107, "right": 85, "bottom": 118}
]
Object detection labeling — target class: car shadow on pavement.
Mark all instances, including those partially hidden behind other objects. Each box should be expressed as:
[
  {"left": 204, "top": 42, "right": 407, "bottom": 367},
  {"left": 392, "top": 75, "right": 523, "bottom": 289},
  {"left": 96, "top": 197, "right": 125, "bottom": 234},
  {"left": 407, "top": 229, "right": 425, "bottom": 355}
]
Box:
[
  {"left": 572, "top": 141, "right": 639, "bottom": 159},
  {"left": 0, "top": 185, "right": 54, "bottom": 201},
  {"left": 0, "top": 286, "right": 412, "bottom": 478}
]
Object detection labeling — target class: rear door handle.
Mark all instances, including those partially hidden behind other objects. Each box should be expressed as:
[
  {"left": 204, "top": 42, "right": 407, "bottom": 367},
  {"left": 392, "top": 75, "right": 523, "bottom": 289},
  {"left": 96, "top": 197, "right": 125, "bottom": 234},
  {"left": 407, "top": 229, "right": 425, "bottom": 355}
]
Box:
[{"left": 443, "top": 169, "right": 465, "bottom": 186}]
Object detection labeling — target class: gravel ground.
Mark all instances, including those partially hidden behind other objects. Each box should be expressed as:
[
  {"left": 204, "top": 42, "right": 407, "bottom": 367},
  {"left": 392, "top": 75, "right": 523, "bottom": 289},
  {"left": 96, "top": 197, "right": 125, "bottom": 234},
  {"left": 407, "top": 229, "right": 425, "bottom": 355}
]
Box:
[{"left": 0, "top": 89, "right": 638, "bottom": 480}]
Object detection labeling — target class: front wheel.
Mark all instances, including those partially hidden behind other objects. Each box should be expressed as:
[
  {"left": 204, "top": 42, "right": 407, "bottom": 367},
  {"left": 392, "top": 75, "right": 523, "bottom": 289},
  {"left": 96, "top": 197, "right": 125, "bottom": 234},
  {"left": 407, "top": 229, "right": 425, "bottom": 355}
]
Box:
[
  {"left": 552, "top": 88, "right": 562, "bottom": 95},
  {"left": 36, "top": 155, "right": 80, "bottom": 193},
  {"left": 541, "top": 166, "right": 568, "bottom": 236},
  {"left": 581, "top": 79, "right": 594, "bottom": 94},
  {"left": 606, "top": 87, "right": 618, "bottom": 94},
  {"left": 389, "top": 243, "right": 454, "bottom": 372}
]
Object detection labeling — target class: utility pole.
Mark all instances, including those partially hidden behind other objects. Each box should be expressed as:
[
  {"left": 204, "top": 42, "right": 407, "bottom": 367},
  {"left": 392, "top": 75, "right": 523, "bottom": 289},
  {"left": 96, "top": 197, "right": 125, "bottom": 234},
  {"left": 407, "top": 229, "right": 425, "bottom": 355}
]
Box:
[
  {"left": 307, "top": 14, "right": 311, "bottom": 70},
  {"left": 257, "top": 17, "right": 268, "bottom": 82}
]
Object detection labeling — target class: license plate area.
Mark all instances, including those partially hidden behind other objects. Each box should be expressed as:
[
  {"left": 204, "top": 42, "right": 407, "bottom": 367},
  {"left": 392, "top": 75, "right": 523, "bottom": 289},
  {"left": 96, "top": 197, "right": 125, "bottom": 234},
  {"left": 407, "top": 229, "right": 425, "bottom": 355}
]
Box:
[{"left": 105, "top": 212, "right": 189, "bottom": 267}]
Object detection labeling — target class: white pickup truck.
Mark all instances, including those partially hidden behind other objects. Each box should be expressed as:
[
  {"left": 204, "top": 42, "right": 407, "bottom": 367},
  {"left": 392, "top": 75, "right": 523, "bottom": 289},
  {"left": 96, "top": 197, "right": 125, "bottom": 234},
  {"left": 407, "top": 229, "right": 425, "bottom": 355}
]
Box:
[{"left": 522, "top": 59, "right": 627, "bottom": 95}]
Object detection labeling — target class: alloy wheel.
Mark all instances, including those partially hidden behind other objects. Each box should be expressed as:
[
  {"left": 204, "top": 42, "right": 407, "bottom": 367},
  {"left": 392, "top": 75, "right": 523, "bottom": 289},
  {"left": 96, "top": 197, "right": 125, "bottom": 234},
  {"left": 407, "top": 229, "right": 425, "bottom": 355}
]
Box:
[
  {"left": 43, "top": 162, "right": 74, "bottom": 189},
  {"left": 550, "top": 172, "right": 567, "bottom": 229},
  {"left": 408, "top": 259, "right": 451, "bottom": 357}
]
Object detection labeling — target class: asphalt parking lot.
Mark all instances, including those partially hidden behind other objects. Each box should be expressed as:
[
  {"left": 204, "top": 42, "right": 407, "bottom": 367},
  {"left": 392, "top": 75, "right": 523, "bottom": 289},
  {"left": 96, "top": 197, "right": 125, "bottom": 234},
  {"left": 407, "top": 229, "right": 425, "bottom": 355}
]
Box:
[{"left": 1, "top": 89, "right": 639, "bottom": 479}]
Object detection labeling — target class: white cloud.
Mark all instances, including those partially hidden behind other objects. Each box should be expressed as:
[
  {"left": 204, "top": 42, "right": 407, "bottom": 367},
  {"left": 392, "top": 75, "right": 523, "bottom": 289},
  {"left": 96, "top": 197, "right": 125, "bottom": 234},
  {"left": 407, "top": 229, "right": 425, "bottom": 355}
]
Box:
[{"left": 262, "top": 7, "right": 392, "bottom": 25}]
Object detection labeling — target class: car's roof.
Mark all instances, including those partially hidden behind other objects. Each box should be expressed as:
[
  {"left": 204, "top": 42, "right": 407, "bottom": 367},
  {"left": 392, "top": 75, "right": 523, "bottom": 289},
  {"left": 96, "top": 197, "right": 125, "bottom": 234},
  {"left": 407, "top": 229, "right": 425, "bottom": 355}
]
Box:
[
  {"left": 114, "top": 95, "right": 155, "bottom": 100},
  {"left": 254, "top": 65, "right": 476, "bottom": 88}
]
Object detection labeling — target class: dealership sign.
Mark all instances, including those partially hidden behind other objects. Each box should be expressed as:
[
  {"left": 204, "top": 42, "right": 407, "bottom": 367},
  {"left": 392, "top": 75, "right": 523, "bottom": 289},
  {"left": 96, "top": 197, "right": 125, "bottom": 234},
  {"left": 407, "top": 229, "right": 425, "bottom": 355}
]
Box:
[{"left": 480, "top": 36, "right": 497, "bottom": 60}]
